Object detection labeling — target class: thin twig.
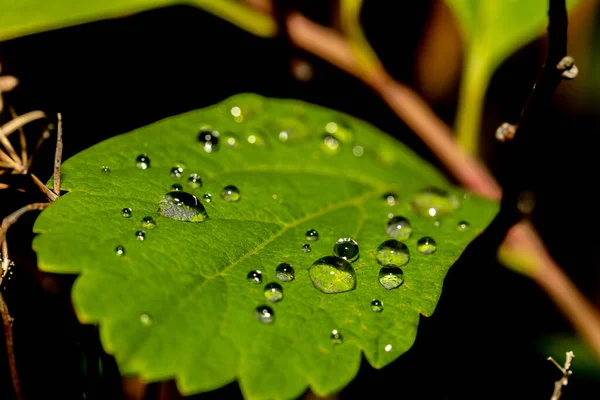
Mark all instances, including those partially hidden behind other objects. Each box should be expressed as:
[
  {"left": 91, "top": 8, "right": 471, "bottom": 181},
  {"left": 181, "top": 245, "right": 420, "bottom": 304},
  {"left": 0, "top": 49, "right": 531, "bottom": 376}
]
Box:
[
  {"left": 547, "top": 351, "right": 574, "bottom": 400},
  {"left": 0, "top": 110, "right": 46, "bottom": 139},
  {"left": 30, "top": 174, "right": 58, "bottom": 202},
  {"left": 10, "top": 107, "right": 29, "bottom": 170},
  {"left": 0, "top": 202, "right": 50, "bottom": 247},
  {"left": 53, "top": 113, "right": 63, "bottom": 196},
  {"left": 0, "top": 292, "right": 22, "bottom": 400}
]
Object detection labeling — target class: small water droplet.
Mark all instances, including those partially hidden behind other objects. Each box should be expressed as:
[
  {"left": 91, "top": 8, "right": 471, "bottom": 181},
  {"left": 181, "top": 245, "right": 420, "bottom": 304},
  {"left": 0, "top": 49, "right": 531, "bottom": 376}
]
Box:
[
  {"left": 197, "top": 127, "right": 220, "bottom": 152},
  {"left": 322, "top": 134, "right": 340, "bottom": 153},
  {"left": 221, "top": 185, "right": 240, "bottom": 202},
  {"left": 410, "top": 187, "right": 459, "bottom": 217},
  {"left": 187, "top": 173, "right": 202, "bottom": 188},
  {"left": 417, "top": 236, "right": 437, "bottom": 254},
  {"left": 170, "top": 166, "right": 183, "bottom": 178},
  {"left": 308, "top": 256, "right": 356, "bottom": 294},
  {"left": 386, "top": 216, "right": 412, "bottom": 240},
  {"left": 382, "top": 192, "right": 397, "bottom": 206},
  {"left": 140, "top": 313, "right": 153, "bottom": 326},
  {"left": 247, "top": 270, "right": 262, "bottom": 284},
  {"left": 278, "top": 131, "right": 289, "bottom": 142},
  {"left": 140, "top": 216, "right": 156, "bottom": 230},
  {"left": 101, "top": 166, "right": 111, "bottom": 174},
  {"left": 330, "top": 329, "right": 343, "bottom": 344},
  {"left": 457, "top": 221, "right": 470, "bottom": 231},
  {"left": 158, "top": 191, "right": 208, "bottom": 222},
  {"left": 264, "top": 282, "right": 283, "bottom": 303},
  {"left": 378, "top": 266, "right": 404, "bottom": 290},
  {"left": 352, "top": 145, "right": 364, "bottom": 157},
  {"left": 302, "top": 244, "right": 311, "bottom": 253},
  {"left": 325, "top": 122, "right": 338, "bottom": 134},
  {"left": 120, "top": 208, "right": 132, "bottom": 218},
  {"left": 255, "top": 305, "right": 275, "bottom": 324},
  {"left": 276, "top": 263, "right": 295, "bottom": 282},
  {"left": 135, "top": 231, "right": 146, "bottom": 241},
  {"left": 230, "top": 106, "right": 243, "bottom": 122},
  {"left": 333, "top": 238, "right": 359, "bottom": 262},
  {"left": 135, "top": 154, "right": 150, "bottom": 170},
  {"left": 305, "top": 229, "right": 319, "bottom": 241},
  {"left": 224, "top": 132, "right": 241, "bottom": 148},
  {"left": 371, "top": 299, "right": 383, "bottom": 312},
  {"left": 171, "top": 183, "right": 183, "bottom": 191},
  {"left": 376, "top": 240, "right": 410, "bottom": 267},
  {"left": 115, "top": 245, "right": 125, "bottom": 257},
  {"left": 433, "top": 220, "right": 441, "bottom": 227},
  {"left": 202, "top": 193, "right": 212, "bottom": 202},
  {"left": 385, "top": 344, "right": 393, "bottom": 352}
]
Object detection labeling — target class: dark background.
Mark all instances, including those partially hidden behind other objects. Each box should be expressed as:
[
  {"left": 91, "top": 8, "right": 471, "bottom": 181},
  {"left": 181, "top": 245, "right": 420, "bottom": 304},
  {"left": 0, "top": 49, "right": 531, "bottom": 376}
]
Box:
[{"left": 1, "top": 1, "right": 599, "bottom": 399}]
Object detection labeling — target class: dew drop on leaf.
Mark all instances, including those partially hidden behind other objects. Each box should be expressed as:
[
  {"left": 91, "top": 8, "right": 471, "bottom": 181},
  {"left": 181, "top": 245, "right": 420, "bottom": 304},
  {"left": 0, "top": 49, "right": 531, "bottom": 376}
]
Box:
[
  {"left": 246, "top": 270, "right": 262, "bottom": 284},
  {"left": 376, "top": 240, "right": 410, "bottom": 267},
  {"left": 382, "top": 192, "right": 397, "bottom": 206},
  {"left": 187, "top": 173, "right": 202, "bottom": 189},
  {"left": 140, "top": 313, "right": 153, "bottom": 326},
  {"left": 386, "top": 216, "right": 412, "bottom": 240},
  {"left": 135, "top": 231, "right": 146, "bottom": 241},
  {"left": 275, "top": 263, "right": 295, "bottom": 282},
  {"left": 410, "top": 187, "right": 459, "bottom": 217},
  {"left": 101, "top": 166, "right": 111, "bottom": 175},
  {"left": 370, "top": 299, "right": 383, "bottom": 312},
  {"left": 305, "top": 229, "right": 319, "bottom": 241},
  {"left": 416, "top": 236, "right": 437, "bottom": 254},
  {"left": 385, "top": 344, "right": 393, "bottom": 352},
  {"left": 157, "top": 191, "right": 208, "bottom": 222},
  {"left": 264, "top": 282, "right": 283, "bottom": 303},
  {"left": 120, "top": 208, "right": 132, "bottom": 218},
  {"left": 202, "top": 193, "right": 212, "bottom": 203},
  {"left": 457, "top": 221, "right": 470, "bottom": 231},
  {"left": 171, "top": 183, "right": 183, "bottom": 191},
  {"left": 140, "top": 216, "right": 156, "bottom": 230},
  {"left": 330, "top": 329, "right": 343, "bottom": 345},
  {"left": 224, "top": 132, "right": 241, "bottom": 148},
  {"left": 115, "top": 245, "right": 125, "bottom": 257},
  {"left": 308, "top": 256, "right": 356, "bottom": 294},
  {"left": 220, "top": 185, "right": 241, "bottom": 202},
  {"left": 333, "top": 238, "right": 359, "bottom": 262},
  {"left": 135, "top": 154, "right": 150, "bottom": 170},
  {"left": 197, "top": 127, "right": 220, "bottom": 153},
  {"left": 322, "top": 134, "right": 340, "bottom": 153},
  {"left": 352, "top": 145, "right": 364, "bottom": 157},
  {"left": 255, "top": 305, "right": 275, "bottom": 324},
  {"left": 170, "top": 166, "right": 183, "bottom": 178},
  {"left": 302, "top": 244, "right": 311, "bottom": 253},
  {"left": 378, "top": 266, "right": 404, "bottom": 290}
]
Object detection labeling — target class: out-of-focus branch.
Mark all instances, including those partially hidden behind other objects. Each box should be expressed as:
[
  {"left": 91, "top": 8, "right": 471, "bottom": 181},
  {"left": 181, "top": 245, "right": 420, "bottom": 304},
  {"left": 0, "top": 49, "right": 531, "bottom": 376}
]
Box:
[
  {"left": 547, "top": 351, "right": 574, "bottom": 400},
  {"left": 0, "top": 292, "right": 21, "bottom": 400}
]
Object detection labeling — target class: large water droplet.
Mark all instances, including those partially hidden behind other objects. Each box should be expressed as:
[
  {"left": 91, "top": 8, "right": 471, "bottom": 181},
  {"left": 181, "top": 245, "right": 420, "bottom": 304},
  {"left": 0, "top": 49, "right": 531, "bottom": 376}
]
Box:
[
  {"left": 140, "top": 216, "right": 156, "bottom": 230},
  {"left": 322, "top": 134, "right": 340, "bottom": 153},
  {"left": 198, "top": 127, "right": 220, "bottom": 153},
  {"left": 247, "top": 270, "right": 262, "bottom": 284},
  {"left": 276, "top": 263, "right": 295, "bottom": 282},
  {"left": 115, "top": 245, "right": 125, "bottom": 257},
  {"left": 382, "top": 192, "right": 398, "bottom": 206},
  {"left": 410, "top": 187, "right": 459, "bottom": 217},
  {"left": 255, "top": 305, "right": 275, "bottom": 324},
  {"left": 378, "top": 266, "right": 404, "bottom": 290},
  {"left": 202, "top": 193, "right": 212, "bottom": 202},
  {"left": 170, "top": 166, "right": 183, "bottom": 179},
  {"left": 140, "top": 313, "right": 153, "bottom": 326},
  {"left": 302, "top": 244, "right": 311, "bottom": 253},
  {"left": 376, "top": 240, "right": 410, "bottom": 267},
  {"left": 135, "top": 231, "right": 146, "bottom": 241},
  {"left": 157, "top": 191, "right": 208, "bottom": 222},
  {"left": 264, "top": 282, "right": 283, "bottom": 302},
  {"left": 308, "top": 256, "right": 356, "bottom": 294},
  {"left": 187, "top": 173, "right": 202, "bottom": 189},
  {"left": 135, "top": 154, "right": 150, "bottom": 170},
  {"left": 101, "top": 166, "right": 111, "bottom": 175},
  {"left": 221, "top": 185, "right": 240, "bottom": 202},
  {"left": 457, "top": 221, "right": 470, "bottom": 231},
  {"left": 371, "top": 299, "right": 383, "bottom": 312},
  {"left": 230, "top": 106, "right": 243, "bottom": 122},
  {"left": 120, "top": 208, "right": 132, "bottom": 218},
  {"left": 386, "top": 216, "right": 412, "bottom": 240},
  {"left": 333, "top": 238, "right": 359, "bottom": 262},
  {"left": 171, "top": 183, "right": 183, "bottom": 191},
  {"left": 417, "top": 236, "right": 437, "bottom": 254},
  {"left": 330, "top": 329, "right": 343, "bottom": 344},
  {"left": 305, "top": 229, "right": 319, "bottom": 241}
]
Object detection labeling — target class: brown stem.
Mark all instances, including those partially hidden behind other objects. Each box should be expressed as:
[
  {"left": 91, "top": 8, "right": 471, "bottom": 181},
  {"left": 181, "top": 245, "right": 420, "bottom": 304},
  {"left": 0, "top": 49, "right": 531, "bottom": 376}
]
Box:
[
  {"left": 0, "top": 292, "right": 22, "bottom": 400},
  {"left": 30, "top": 173, "right": 58, "bottom": 202},
  {"left": 0, "top": 202, "right": 50, "bottom": 247},
  {"left": 53, "top": 113, "right": 63, "bottom": 196}
]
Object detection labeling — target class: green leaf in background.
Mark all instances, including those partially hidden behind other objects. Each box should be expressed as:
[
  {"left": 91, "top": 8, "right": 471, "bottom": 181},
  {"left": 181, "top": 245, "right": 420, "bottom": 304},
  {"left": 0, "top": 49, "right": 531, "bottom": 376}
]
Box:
[
  {"left": 445, "top": 0, "right": 580, "bottom": 154},
  {"left": 0, "top": 0, "right": 276, "bottom": 42},
  {"left": 33, "top": 94, "right": 498, "bottom": 398}
]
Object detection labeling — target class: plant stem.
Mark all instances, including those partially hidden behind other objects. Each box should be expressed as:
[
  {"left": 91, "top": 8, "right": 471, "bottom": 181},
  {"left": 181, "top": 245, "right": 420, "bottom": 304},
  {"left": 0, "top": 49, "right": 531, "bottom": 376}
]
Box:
[
  {"left": 53, "top": 113, "right": 63, "bottom": 196},
  {"left": 0, "top": 292, "right": 22, "bottom": 400}
]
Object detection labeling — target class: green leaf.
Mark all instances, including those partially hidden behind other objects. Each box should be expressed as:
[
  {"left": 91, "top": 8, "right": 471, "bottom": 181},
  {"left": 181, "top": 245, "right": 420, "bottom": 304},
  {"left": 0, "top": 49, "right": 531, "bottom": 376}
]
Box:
[
  {"left": 33, "top": 94, "right": 498, "bottom": 398},
  {"left": 446, "top": 0, "right": 580, "bottom": 154}
]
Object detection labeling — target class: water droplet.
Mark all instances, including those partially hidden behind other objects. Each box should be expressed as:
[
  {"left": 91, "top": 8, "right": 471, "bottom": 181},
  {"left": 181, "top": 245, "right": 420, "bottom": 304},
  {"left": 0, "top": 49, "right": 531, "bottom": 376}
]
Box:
[
  {"left": 247, "top": 270, "right": 262, "bottom": 284},
  {"left": 371, "top": 299, "right": 383, "bottom": 312},
  {"left": 115, "top": 245, "right": 125, "bottom": 257},
  {"left": 302, "top": 244, "right": 311, "bottom": 253},
  {"left": 197, "top": 127, "right": 220, "bottom": 152},
  {"left": 382, "top": 192, "right": 397, "bottom": 206},
  {"left": 170, "top": 166, "right": 183, "bottom": 178},
  {"left": 322, "top": 134, "right": 340, "bottom": 153},
  {"left": 376, "top": 240, "right": 410, "bottom": 267},
  {"left": 157, "top": 191, "right": 209, "bottom": 222},
  {"left": 120, "top": 208, "right": 132, "bottom": 218},
  {"left": 352, "top": 145, "right": 364, "bottom": 157},
  {"left": 171, "top": 183, "right": 183, "bottom": 191},
  {"left": 221, "top": 185, "right": 240, "bottom": 202},
  {"left": 264, "top": 282, "right": 284, "bottom": 302},
  {"left": 386, "top": 216, "right": 412, "bottom": 240},
  {"left": 202, "top": 193, "right": 212, "bottom": 202},
  {"left": 433, "top": 220, "right": 441, "bottom": 227},
  {"left": 457, "top": 221, "right": 470, "bottom": 231},
  {"left": 385, "top": 344, "right": 393, "bottom": 352},
  {"left": 255, "top": 305, "right": 275, "bottom": 324},
  {"left": 305, "top": 229, "right": 319, "bottom": 241},
  {"left": 324, "top": 120, "right": 353, "bottom": 142},
  {"left": 101, "top": 166, "right": 111, "bottom": 174},
  {"left": 278, "top": 131, "right": 289, "bottom": 142},
  {"left": 276, "top": 263, "right": 295, "bottom": 282},
  {"left": 135, "top": 154, "right": 150, "bottom": 170},
  {"left": 378, "top": 266, "right": 404, "bottom": 290},
  {"left": 140, "top": 216, "right": 156, "bottom": 230},
  {"left": 135, "top": 231, "right": 146, "bottom": 241},
  {"left": 224, "top": 132, "right": 241, "bottom": 148},
  {"left": 410, "top": 187, "right": 459, "bottom": 217},
  {"left": 230, "top": 106, "right": 243, "bottom": 122},
  {"left": 417, "top": 236, "right": 437, "bottom": 254},
  {"left": 308, "top": 256, "right": 356, "bottom": 294},
  {"left": 187, "top": 173, "right": 202, "bottom": 189},
  {"left": 333, "top": 238, "right": 359, "bottom": 262},
  {"left": 140, "top": 313, "right": 153, "bottom": 326},
  {"left": 330, "top": 329, "right": 343, "bottom": 344}
]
